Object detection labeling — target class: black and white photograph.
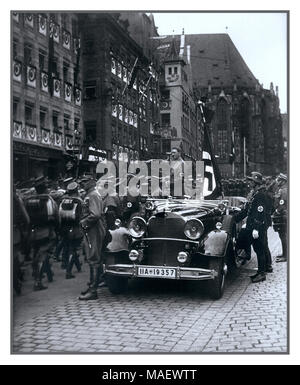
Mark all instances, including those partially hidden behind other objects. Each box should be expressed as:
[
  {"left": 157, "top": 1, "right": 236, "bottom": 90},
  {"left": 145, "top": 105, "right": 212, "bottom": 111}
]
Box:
[{"left": 8, "top": 4, "right": 294, "bottom": 364}]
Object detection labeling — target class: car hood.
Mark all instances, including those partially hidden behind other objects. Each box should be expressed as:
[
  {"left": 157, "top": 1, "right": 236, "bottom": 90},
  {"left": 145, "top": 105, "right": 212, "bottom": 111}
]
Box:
[{"left": 148, "top": 198, "right": 219, "bottom": 220}]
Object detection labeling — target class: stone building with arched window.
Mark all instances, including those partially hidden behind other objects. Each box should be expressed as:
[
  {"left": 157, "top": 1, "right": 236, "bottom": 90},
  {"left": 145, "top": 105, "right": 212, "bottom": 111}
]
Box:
[{"left": 157, "top": 32, "right": 284, "bottom": 177}]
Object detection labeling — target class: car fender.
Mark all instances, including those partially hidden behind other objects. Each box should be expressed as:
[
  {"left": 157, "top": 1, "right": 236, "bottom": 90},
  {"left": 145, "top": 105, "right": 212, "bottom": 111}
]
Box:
[{"left": 201, "top": 230, "right": 230, "bottom": 257}]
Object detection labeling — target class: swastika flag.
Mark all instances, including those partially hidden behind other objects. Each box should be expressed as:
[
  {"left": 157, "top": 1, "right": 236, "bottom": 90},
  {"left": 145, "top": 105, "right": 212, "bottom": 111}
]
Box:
[{"left": 202, "top": 126, "right": 223, "bottom": 199}]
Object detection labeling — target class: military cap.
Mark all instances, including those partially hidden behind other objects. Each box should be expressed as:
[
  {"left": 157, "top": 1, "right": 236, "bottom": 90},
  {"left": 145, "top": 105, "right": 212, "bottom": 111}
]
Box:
[
  {"left": 81, "top": 177, "right": 96, "bottom": 191},
  {"left": 246, "top": 171, "right": 263, "bottom": 185},
  {"left": 34, "top": 175, "right": 47, "bottom": 187},
  {"left": 79, "top": 174, "right": 93, "bottom": 182},
  {"left": 277, "top": 173, "right": 287, "bottom": 182},
  {"left": 63, "top": 177, "right": 74, "bottom": 185},
  {"left": 67, "top": 181, "right": 78, "bottom": 192}
]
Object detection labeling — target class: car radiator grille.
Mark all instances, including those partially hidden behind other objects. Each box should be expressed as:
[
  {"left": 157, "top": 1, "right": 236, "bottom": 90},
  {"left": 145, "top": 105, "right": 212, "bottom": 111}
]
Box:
[{"left": 144, "top": 215, "right": 188, "bottom": 266}]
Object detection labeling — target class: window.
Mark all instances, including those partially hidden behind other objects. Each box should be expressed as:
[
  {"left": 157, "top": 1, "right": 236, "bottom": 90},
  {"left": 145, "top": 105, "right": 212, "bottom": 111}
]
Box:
[
  {"left": 161, "top": 113, "right": 170, "bottom": 126},
  {"left": 162, "top": 138, "right": 171, "bottom": 153},
  {"left": 64, "top": 115, "right": 70, "bottom": 130},
  {"left": 24, "top": 44, "right": 32, "bottom": 65},
  {"left": 63, "top": 62, "right": 69, "bottom": 82},
  {"left": 50, "top": 13, "right": 57, "bottom": 22},
  {"left": 168, "top": 67, "right": 172, "bottom": 75},
  {"left": 25, "top": 103, "right": 34, "bottom": 124},
  {"left": 174, "top": 67, "right": 178, "bottom": 75},
  {"left": 61, "top": 13, "right": 68, "bottom": 28},
  {"left": 52, "top": 57, "right": 58, "bottom": 76},
  {"left": 84, "top": 82, "right": 97, "bottom": 99},
  {"left": 161, "top": 90, "right": 170, "bottom": 99},
  {"left": 40, "top": 108, "right": 47, "bottom": 128},
  {"left": 13, "top": 99, "right": 19, "bottom": 120},
  {"left": 52, "top": 111, "right": 59, "bottom": 129},
  {"left": 216, "top": 100, "right": 229, "bottom": 159},
  {"left": 13, "top": 39, "right": 18, "bottom": 59},
  {"left": 39, "top": 49, "right": 46, "bottom": 70},
  {"left": 85, "top": 121, "right": 97, "bottom": 142},
  {"left": 74, "top": 118, "right": 80, "bottom": 134},
  {"left": 72, "top": 18, "right": 79, "bottom": 37},
  {"left": 83, "top": 38, "right": 95, "bottom": 55}
]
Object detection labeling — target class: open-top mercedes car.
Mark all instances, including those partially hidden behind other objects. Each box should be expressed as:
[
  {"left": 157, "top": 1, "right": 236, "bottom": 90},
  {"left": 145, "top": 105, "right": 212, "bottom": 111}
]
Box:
[{"left": 103, "top": 196, "right": 246, "bottom": 299}]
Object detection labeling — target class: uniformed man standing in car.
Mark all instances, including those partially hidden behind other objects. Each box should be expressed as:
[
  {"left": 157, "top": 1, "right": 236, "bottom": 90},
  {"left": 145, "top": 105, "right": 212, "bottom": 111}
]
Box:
[
  {"left": 273, "top": 173, "right": 288, "bottom": 263},
  {"left": 235, "top": 172, "right": 270, "bottom": 283},
  {"left": 78, "top": 176, "right": 106, "bottom": 300}
]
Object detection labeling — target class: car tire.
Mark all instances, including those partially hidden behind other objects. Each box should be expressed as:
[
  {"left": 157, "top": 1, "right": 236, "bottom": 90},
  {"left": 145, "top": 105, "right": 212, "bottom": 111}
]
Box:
[
  {"left": 106, "top": 275, "right": 128, "bottom": 294},
  {"left": 207, "top": 258, "right": 226, "bottom": 300}
]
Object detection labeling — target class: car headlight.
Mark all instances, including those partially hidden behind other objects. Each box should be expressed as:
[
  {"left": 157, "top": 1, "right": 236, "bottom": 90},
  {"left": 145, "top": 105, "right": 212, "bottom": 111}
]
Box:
[
  {"left": 127, "top": 202, "right": 133, "bottom": 208},
  {"left": 177, "top": 251, "right": 189, "bottom": 263},
  {"left": 145, "top": 201, "right": 155, "bottom": 211},
  {"left": 129, "top": 249, "right": 139, "bottom": 262},
  {"left": 184, "top": 219, "right": 204, "bottom": 240},
  {"left": 128, "top": 216, "right": 147, "bottom": 238}
]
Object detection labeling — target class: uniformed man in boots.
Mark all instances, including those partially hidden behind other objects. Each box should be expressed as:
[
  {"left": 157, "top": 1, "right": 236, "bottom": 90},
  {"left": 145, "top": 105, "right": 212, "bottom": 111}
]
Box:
[
  {"left": 54, "top": 177, "right": 73, "bottom": 266},
  {"left": 13, "top": 185, "right": 30, "bottom": 294},
  {"left": 78, "top": 177, "right": 106, "bottom": 300},
  {"left": 58, "top": 182, "right": 83, "bottom": 279},
  {"left": 25, "top": 176, "right": 58, "bottom": 291},
  {"left": 273, "top": 173, "right": 288, "bottom": 263},
  {"left": 234, "top": 172, "right": 270, "bottom": 283}
]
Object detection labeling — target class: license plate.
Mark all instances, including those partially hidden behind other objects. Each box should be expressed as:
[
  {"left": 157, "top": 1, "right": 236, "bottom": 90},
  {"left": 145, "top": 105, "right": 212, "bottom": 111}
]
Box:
[{"left": 137, "top": 266, "right": 176, "bottom": 279}]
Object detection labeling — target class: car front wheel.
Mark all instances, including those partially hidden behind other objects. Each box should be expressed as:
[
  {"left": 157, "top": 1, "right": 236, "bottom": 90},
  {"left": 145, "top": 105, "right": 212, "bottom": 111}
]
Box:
[
  {"left": 207, "top": 258, "right": 227, "bottom": 300},
  {"left": 106, "top": 275, "right": 128, "bottom": 294}
]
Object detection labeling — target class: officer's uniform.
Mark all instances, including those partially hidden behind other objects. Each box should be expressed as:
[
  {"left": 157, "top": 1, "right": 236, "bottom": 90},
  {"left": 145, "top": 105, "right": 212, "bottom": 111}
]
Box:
[
  {"left": 13, "top": 190, "right": 30, "bottom": 294},
  {"left": 79, "top": 178, "right": 106, "bottom": 300},
  {"left": 25, "top": 176, "right": 58, "bottom": 291},
  {"left": 58, "top": 182, "right": 83, "bottom": 279},
  {"left": 273, "top": 174, "right": 288, "bottom": 262},
  {"left": 50, "top": 187, "right": 66, "bottom": 265},
  {"left": 235, "top": 172, "right": 270, "bottom": 282},
  {"left": 53, "top": 177, "right": 73, "bottom": 265}
]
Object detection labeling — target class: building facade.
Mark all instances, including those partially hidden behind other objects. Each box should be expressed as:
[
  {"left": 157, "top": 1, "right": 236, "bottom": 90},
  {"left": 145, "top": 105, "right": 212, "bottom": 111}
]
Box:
[
  {"left": 78, "top": 13, "right": 161, "bottom": 166},
  {"left": 157, "top": 33, "right": 284, "bottom": 177},
  {"left": 158, "top": 34, "right": 200, "bottom": 161},
  {"left": 12, "top": 14, "right": 285, "bottom": 181},
  {"left": 12, "top": 12, "right": 83, "bottom": 181}
]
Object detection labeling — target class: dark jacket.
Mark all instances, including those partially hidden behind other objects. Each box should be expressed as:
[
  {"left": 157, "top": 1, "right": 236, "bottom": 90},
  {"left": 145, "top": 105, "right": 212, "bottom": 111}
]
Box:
[{"left": 235, "top": 186, "right": 270, "bottom": 233}]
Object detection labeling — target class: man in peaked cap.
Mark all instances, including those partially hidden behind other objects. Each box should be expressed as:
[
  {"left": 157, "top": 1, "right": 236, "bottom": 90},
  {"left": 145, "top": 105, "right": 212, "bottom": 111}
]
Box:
[
  {"left": 58, "top": 181, "right": 83, "bottom": 279},
  {"left": 78, "top": 175, "right": 106, "bottom": 300},
  {"left": 26, "top": 176, "right": 58, "bottom": 290},
  {"left": 62, "top": 177, "right": 74, "bottom": 190},
  {"left": 235, "top": 171, "right": 272, "bottom": 283},
  {"left": 34, "top": 175, "right": 48, "bottom": 190},
  {"left": 273, "top": 173, "right": 288, "bottom": 262}
]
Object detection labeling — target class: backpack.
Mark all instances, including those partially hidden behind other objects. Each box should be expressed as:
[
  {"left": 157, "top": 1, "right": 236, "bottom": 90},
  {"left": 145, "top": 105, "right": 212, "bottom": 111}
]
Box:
[
  {"left": 25, "top": 194, "right": 56, "bottom": 226},
  {"left": 58, "top": 197, "right": 82, "bottom": 226}
]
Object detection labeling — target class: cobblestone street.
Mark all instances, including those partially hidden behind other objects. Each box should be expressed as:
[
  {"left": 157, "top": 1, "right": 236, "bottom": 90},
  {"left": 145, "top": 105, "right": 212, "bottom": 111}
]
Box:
[{"left": 12, "top": 227, "right": 287, "bottom": 354}]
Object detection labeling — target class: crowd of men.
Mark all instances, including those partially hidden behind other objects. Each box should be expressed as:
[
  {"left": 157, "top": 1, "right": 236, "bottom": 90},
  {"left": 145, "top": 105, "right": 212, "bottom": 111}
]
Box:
[
  {"left": 12, "top": 166, "right": 288, "bottom": 298},
  {"left": 234, "top": 171, "right": 288, "bottom": 283}
]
